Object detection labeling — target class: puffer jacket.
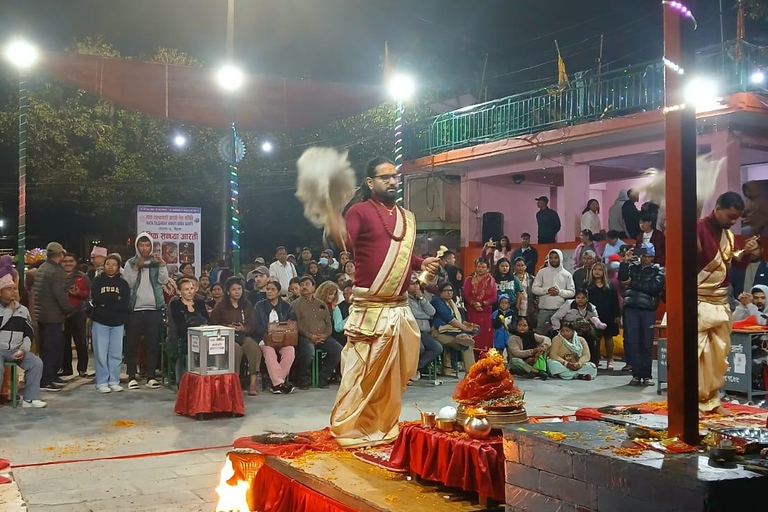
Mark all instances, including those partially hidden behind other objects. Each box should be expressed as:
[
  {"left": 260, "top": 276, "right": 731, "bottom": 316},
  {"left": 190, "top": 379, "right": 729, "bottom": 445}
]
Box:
[
  {"left": 33, "top": 260, "right": 76, "bottom": 324},
  {"left": 619, "top": 261, "right": 665, "bottom": 311}
]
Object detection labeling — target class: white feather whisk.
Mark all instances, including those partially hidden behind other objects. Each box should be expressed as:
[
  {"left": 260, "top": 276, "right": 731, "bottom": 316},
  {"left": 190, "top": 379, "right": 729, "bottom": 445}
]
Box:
[{"left": 295, "top": 147, "right": 357, "bottom": 246}]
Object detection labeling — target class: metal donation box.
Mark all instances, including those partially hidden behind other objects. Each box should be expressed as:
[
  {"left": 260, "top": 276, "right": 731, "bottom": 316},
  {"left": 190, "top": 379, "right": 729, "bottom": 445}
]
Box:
[{"left": 187, "top": 326, "right": 235, "bottom": 375}]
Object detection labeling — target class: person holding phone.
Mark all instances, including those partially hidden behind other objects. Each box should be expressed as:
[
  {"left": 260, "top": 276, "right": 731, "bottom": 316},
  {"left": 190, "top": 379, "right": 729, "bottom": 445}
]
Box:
[{"left": 211, "top": 276, "right": 261, "bottom": 395}]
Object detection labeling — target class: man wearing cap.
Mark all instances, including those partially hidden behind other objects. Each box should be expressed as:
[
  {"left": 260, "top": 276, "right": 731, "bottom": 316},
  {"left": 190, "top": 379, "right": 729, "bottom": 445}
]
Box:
[
  {"left": 619, "top": 243, "right": 665, "bottom": 386},
  {"left": 88, "top": 246, "right": 108, "bottom": 280},
  {"left": 33, "top": 242, "right": 76, "bottom": 392},
  {"left": 535, "top": 196, "right": 561, "bottom": 244},
  {"left": 122, "top": 232, "right": 169, "bottom": 390},
  {"left": 1, "top": 274, "right": 47, "bottom": 407},
  {"left": 247, "top": 266, "right": 270, "bottom": 305},
  {"left": 269, "top": 246, "right": 298, "bottom": 296}
]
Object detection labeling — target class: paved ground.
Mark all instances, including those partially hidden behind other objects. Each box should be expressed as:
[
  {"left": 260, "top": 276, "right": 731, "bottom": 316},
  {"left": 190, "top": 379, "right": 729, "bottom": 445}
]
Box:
[{"left": 1, "top": 363, "right": 662, "bottom": 512}]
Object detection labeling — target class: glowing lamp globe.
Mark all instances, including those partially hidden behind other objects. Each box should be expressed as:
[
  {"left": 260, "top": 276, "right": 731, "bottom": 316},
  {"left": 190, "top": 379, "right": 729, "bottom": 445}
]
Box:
[
  {"left": 4, "top": 39, "right": 38, "bottom": 69},
  {"left": 388, "top": 74, "right": 415, "bottom": 101},
  {"left": 216, "top": 64, "right": 244, "bottom": 91}
]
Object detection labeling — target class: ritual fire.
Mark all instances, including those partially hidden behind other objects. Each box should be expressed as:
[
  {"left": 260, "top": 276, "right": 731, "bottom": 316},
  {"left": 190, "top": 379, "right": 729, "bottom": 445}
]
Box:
[{"left": 214, "top": 456, "right": 251, "bottom": 512}]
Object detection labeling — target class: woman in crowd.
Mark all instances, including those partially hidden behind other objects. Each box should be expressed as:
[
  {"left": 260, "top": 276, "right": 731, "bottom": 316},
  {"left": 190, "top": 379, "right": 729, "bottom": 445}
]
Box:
[
  {"left": 169, "top": 276, "right": 209, "bottom": 387},
  {"left": 547, "top": 321, "right": 598, "bottom": 380},
  {"left": 571, "top": 229, "right": 601, "bottom": 269},
  {"left": 507, "top": 316, "right": 550, "bottom": 379},
  {"left": 513, "top": 257, "right": 535, "bottom": 324},
  {"left": 254, "top": 280, "right": 295, "bottom": 394},
  {"left": 205, "top": 282, "right": 224, "bottom": 312},
  {"left": 494, "top": 258, "right": 523, "bottom": 310},
  {"left": 431, "top": 282, "right": 477, "bottom": 373},
  {"left": 306, "top": 260, "right": 326, "bottom": 285},
  {"left": 482, "top": 235, "right": 512, "bottom": 265},
  {"left": 315, "top": 281, "right": 346, "bottom": 344},
  {"left": 491, "top": 294, "right": 516, "bottom": 353},
  {"left": 287, "top": 277, "right": 302, "bottom": 302},
  {"left": 550, "top": 289, "right": 606, "bottom": 366},
  {"left": 463, "top": 258, "right": 497, "bottom": 351},
  {"left": 446, "top": 265, "right": 465, "bottom": 309},
  {"left": 581, "top": 199, "right": 602, "bottom": 236},
  {"left": 90, "top": 254, "right": 131, "bottom": 393},
  {"left": 211, "top": 276, "right": 262, "bottom": 396},
  {"left": 587, "top": 262, "right": 621, "bottom": 370},
  {"left": 343, "top": 260, "right": 355, "bottom": 284}
]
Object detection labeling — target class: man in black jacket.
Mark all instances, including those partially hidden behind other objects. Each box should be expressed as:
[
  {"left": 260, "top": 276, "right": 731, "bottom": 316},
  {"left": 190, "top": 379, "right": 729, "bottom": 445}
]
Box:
[
  {"left": 619, "top": 243, "right": 665, "bottom": 387},
  {"left": 535, "top": 196, "right": 561, "bottom": 244},
  {"left": 511, "top": 232, "right": 539, "bottom": 275},
  {"left": 33, "top": 242, "right": 76, "bottom": 392},
  {"left": 622, "top": 189, "right": 642, "bottom": 239}
]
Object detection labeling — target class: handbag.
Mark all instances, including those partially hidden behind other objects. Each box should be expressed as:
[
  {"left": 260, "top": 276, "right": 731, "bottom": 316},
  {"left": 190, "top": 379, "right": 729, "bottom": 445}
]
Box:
[{"left": 265, "top": 320, "right": 298, "bottom": 348}]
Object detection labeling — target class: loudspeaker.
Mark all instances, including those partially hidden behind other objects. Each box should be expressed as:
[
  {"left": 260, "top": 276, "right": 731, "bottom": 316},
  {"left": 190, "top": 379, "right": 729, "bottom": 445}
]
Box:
[{"left": 482, "top": 212, "right": 504, "bottom": 243}]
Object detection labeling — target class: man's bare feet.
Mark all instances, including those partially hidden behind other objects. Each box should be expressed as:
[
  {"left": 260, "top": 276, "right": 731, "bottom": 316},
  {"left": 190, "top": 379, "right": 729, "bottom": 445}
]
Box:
[{"left": 700, "top": 405, "right": 734, "bottom": 417}]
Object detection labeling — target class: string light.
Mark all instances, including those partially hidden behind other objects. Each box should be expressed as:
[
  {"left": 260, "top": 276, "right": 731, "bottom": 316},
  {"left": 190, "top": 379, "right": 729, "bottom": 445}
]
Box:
[
  {"left": 663, "top": 57, "right": 685, "bottom": 75},
  {"left": 229, "top": 124, "right": 241, "bottom": 254},
  {"left": 662, "top": 1, "right": 697, "bottom": 29}
]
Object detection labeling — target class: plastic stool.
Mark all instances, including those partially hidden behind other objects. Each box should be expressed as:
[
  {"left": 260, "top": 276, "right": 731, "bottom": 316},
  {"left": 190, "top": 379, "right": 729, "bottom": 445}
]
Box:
[{"left": 3, "top": 362, "right": 18, "bottom": 408}]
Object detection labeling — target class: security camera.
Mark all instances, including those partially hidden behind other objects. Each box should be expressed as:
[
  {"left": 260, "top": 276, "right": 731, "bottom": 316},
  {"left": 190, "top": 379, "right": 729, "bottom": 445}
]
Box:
[{"left": 513, "top": 175, "right": 525, "bottom": 184}]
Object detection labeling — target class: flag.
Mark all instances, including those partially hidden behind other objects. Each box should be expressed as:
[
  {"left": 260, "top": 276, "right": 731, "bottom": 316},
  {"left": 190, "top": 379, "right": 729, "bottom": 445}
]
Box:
[{"left": 556, "top": 40, "right": 569, "bottom": 90}]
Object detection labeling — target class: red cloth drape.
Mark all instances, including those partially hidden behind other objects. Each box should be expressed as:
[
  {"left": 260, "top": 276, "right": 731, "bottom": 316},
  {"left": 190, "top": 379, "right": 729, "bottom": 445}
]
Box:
[
  {"left": 388, "top": 424, "right": 505, "bottom": 502},
  {"left": 251, "top": 463, "right": 359, "bottom": 512},
  {"left": 575, "top": 400, "right": 764, "bottom": 421},
  {"left": 174, "top": 373, "right": 244, "bottom": 417}
]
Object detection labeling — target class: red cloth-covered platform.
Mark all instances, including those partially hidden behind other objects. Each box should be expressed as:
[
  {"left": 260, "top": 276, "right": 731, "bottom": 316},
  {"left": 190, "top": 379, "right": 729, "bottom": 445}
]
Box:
[
  {"left": 388, "top": 423, "right": 505, "bottom": 503},
  {"left": 174, "top": 372, "right": 244, "bottom": 418}
]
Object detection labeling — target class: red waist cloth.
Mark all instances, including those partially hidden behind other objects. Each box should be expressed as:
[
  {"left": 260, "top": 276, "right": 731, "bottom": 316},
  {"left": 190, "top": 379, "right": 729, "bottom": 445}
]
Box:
[
  {"left": 174, "top": 373, "right": 244, "bottom": 417},
  {"left": 251, "top": 463, "right": 358, "bottom": 512},
  {"left": 575, "top": 400, "right": 763, "bottom": 421},
  {"left": 388, "top": 423, "right": 505, "bottom": 502}
]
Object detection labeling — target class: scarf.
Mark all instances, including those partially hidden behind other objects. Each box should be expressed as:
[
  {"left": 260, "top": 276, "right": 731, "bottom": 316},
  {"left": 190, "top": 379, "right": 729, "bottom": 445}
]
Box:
[
  {"left": 560, "top": 330, "right": 583, "bottom": 357},
  {"left": 515, "top": 329, "right": 538, "bottom": 351}
]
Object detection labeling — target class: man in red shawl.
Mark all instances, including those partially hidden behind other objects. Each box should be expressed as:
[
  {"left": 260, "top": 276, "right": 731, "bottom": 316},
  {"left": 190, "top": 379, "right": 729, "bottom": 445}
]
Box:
[
  {"left": 328, "top": 157, "right": 440, "bottom": 447},
  {"left": 697, "top": 192, "right": 759, "bottom": 412}
]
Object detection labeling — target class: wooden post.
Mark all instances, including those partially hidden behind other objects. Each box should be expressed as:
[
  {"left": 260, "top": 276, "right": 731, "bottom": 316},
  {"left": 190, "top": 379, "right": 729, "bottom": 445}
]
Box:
[{"left": 663, "top": 3, "right": 699, "bottom": 444}]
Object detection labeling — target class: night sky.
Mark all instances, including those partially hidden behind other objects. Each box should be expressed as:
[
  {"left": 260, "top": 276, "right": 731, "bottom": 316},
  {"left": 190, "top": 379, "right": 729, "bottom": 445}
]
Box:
[
  {"left": 3, "top": 1, "right": 760, "bottom": 92},
  {"left": 0, "top": 1, "right": 765, "bottom": 260}
]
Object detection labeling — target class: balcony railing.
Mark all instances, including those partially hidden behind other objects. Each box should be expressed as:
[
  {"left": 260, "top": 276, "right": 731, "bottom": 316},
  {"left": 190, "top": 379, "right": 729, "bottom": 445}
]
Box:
[{"left": 406, "top": 40, "right": 768, "bottom": 159}]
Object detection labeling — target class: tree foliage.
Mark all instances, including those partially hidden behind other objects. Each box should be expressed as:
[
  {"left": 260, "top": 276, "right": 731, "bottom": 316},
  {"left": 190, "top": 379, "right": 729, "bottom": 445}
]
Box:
[{"left": 0, "top": 36, "right": 440, "bottom": 263}]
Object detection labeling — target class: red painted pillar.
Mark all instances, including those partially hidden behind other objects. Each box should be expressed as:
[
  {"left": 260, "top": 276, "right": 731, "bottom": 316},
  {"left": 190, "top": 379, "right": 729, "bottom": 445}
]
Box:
[{"left": 663, "top": 3, "right": 700, "bottom": 444}]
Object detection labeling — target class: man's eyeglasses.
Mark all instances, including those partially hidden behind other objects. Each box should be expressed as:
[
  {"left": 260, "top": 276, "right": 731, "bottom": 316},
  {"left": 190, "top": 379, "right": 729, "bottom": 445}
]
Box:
[{"left": 373, "top": 174, "right": 399, "bottom": 183}]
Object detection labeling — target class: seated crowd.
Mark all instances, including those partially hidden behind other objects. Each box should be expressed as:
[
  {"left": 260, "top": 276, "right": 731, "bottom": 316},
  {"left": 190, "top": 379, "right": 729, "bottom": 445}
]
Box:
[{"left": 4, "top": 189, "right": 766, "bottom": 407}]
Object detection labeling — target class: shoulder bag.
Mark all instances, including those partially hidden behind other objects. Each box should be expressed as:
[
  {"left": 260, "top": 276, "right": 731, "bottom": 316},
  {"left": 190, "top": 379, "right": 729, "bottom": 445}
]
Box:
[{"left": 265, "top": 320, "right": 298, "bottom": 348}]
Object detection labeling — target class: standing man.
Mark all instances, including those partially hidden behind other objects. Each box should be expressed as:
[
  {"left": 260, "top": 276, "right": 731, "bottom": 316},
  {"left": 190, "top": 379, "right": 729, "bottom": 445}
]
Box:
[
  {"left": 619, "top": 244, "right": 665, "bottom": 386},
  {"left": 61, "top": 252, "right": 90, "bottom": 378},
  {"left": 572, "top": 250, "right": 597, "bottom": 292},
  {"left": 291, "top": 275, "right": 342, "bottom": 390},
  {"left": 88, "top": 246, "right": 108, "bottom": 280},
  {"left": 295, "top": 247, "right": 313, "bottom": 276},
  {"left": 122, "top": 232, "right": 169, "bottom": 390},
  {"left": 512, "top": 232, "right": 539, "bottom": 275},
  {"left": 636, "top": 213, "right": 666, "bottom": 267},
  {"left": 622, "top": 189, "right": 641, "bottom": 239},
  {"left": 608, "top": 190, "right": 629, "bottom": 238},
  {"left": 696, "top": 192, "right": 758, "bottom": 413},
  {"left": 269, "top": 246, "right": 298, "bottom": 295},
  {"left": 33, "top": 242, "right": 76, "bottom": 392},
  {"left": 531, "top": 249, "right": 575, "bottom": 335},
  {"left": 327, "top": 156, "right": 440, "bottom": 447},
  {"left": 535, "top": 196, "right": 561, "bottom": 244}
]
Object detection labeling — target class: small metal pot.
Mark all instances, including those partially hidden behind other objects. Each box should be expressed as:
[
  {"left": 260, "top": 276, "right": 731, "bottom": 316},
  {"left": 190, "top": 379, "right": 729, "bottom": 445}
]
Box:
[
  {"left": 463, "top": 411, "right": 492, "bottom": 439},
  {"left": 708, "top": 445, "right": 738, "bottom": 462},
  {"left": 420, "top": 411, "right": 436, "bottom": 428},
  {"left": 435, "top": 418, "right": 455, "bottom": 432}
]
